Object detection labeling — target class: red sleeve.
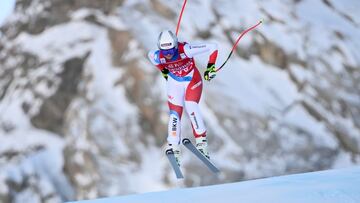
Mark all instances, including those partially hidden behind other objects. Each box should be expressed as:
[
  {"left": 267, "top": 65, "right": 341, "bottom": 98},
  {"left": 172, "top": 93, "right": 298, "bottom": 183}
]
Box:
[
  {"left": 209, "top": 50, "right": 218, "bottom": 64},
  {"left": 156, "top": 64, "right": 163, "bottom": 71}
]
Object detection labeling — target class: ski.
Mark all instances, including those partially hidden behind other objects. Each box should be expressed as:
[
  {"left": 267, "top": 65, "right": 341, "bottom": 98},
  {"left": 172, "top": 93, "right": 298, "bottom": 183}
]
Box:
[
  {"left": 182, "top": 138, "right": 220, "bottom": 174},
  {"left": 166, "top": 149, "right": 184, "bottom": 179}
]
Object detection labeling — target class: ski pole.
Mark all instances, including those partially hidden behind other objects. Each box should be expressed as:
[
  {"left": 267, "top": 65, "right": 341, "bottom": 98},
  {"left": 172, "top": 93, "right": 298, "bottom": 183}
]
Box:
[
  {"left": 176, "top": 0, "right": 187, "bottom": 36},
  {"left": 215, "top": 20, "right": 263, "bottom": 72}
]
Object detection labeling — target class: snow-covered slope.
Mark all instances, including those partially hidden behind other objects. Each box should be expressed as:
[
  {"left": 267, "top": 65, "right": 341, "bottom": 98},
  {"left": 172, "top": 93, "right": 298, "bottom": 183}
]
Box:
[
  {"left": 68, "top": 167, "right": 360, "bottom": 203},
  {"left": 0, "top": 0, "right": 359, "bottom": 202}
]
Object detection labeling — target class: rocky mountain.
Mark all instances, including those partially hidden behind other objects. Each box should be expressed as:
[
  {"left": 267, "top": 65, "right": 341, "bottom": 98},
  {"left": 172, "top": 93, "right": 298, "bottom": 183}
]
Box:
[{"left": 0, "top": 0, "right": 359, "bottom": 202}]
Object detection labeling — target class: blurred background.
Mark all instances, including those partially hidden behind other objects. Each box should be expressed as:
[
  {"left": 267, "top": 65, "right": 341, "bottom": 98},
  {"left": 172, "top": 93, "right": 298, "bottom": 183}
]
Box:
[{"left": 0, "top": 0, "right": 359, "bottom": 202}]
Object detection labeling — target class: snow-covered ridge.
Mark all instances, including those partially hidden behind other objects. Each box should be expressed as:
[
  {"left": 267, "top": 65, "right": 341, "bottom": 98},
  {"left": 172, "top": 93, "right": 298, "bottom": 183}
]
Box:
[
  {"left": 68, "top": 167, "right": 360, "bottom": 203},
  {"left": 0, "top": 0, "right": 360, "bottom": 202}
]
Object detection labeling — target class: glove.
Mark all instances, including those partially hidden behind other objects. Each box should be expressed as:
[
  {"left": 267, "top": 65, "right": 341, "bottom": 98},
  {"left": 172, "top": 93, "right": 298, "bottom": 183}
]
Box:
[
  {"left": 204, "top": 63, "right": 216, "bottom": 81},
  {"left": 161, "top": 68, "right": 169, "bottom": 80}
]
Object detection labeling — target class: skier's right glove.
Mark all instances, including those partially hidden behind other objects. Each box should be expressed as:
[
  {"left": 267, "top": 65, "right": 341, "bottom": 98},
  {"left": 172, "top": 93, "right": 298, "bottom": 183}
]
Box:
[
  {"left": 161, "top": 68, "right": 169, "bottom": 80},
  {"left": 204, "top": 63, "right": 216, "bottom": 81}
]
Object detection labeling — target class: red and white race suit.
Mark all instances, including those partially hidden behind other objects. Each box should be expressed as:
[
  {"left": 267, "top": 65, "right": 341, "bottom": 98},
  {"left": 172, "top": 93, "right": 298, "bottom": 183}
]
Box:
[{"left": 148, "top": 42, "right": 218, "bottom": 145}]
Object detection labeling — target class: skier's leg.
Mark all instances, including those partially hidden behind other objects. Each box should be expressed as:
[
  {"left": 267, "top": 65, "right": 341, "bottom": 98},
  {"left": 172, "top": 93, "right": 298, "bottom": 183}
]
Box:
[
  {"left": 185, "top": 101, "right": 206, "bottom": 138},
  {"left": 166, "top": 77, "right": 185, "bottom": 145},
  {"left": 167, "top": 102, "right": 183, "bottom": 145},
  {"left": 185, "top": 68, "right": 206, "bottom": 137},
  {"left": 166, "top": 77, "right": 185, "bottom": 165},
  {"left": 184, "top": 69, "right": 209, "bottom": 158},
  {"left": 167, "top": 104, "right": 183, "bottom": 165}
]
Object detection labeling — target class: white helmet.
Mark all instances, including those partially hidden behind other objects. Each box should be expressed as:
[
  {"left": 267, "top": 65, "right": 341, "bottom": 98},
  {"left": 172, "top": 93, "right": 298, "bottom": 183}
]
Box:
[{"left": 157, "top": 30, "right": 178, "bottom": 50}]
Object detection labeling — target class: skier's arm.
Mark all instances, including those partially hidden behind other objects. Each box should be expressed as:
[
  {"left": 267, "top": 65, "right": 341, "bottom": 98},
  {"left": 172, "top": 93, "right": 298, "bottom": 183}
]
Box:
[
  {"left": 183, "top": 42, "right": 218, "bottom": 65},
  {"left": 184, "top": 43, "right": 218, "bottom": 81},
  {"left": 148, "top": 50, "right": 169, "bottom": 80},
  {"left": 148, "top": 50, "right": 161, "bottom": 69}
]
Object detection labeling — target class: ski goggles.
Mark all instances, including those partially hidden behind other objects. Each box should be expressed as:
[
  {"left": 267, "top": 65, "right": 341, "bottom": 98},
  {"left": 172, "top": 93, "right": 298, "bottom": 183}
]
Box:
[{"left": 161, "top": 47, "right": 177, "bottom": 56}]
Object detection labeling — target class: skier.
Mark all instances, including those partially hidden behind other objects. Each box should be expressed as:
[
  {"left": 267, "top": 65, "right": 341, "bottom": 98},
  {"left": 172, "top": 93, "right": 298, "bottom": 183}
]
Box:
[{"left": 148, "top": 30, "right": 218, "bottom": 165}]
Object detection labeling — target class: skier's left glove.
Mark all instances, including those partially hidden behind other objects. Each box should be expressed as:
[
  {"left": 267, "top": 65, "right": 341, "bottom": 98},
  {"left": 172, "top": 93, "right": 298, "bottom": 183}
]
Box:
[
  {"left": 161, "top": 68, "right": 169, "bottom": 80},
  {"left": 204, "top": 63, "right": 216, "bottom": 81}
]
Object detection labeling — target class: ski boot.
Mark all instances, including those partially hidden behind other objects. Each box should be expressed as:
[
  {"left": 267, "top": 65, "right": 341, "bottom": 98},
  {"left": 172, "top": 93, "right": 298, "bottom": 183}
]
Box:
[
  {"left": 166, "top": 144, "right": 181, "bottom": 166},
  {"left": 195, "top": 137, "right": 210, "bottom": 159}
]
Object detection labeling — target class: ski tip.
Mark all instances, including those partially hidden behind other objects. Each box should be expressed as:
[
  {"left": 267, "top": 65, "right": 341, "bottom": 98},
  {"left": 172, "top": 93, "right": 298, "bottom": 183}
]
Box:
[
  {"left": 182, "top": 138, "right": 191, "bottom": 145},
  {"left": 259, "top": 19, "right": 264, "bottom": 24}
]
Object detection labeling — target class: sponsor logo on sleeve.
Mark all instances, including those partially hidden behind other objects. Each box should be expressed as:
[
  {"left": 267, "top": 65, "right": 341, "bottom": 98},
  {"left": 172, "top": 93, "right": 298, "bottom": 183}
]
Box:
[{"left": 190, "top": 45, "right": 206, "bottom": 49}]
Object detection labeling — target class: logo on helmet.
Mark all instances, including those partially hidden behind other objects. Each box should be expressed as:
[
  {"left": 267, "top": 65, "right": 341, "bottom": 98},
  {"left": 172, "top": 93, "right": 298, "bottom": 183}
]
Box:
[{"left": 161, "top": 43, "right": 172, "bottom": 47}]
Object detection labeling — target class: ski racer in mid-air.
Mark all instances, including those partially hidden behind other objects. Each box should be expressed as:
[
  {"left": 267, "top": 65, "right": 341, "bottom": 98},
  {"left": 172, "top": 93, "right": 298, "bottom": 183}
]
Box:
[{"left": 148, "top": 30, "right": 218, "bottom": 166}]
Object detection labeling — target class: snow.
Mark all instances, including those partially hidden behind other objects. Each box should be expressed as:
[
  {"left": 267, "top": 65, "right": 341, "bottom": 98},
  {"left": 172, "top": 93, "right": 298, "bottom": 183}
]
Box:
[
  {"left": 1, "top": 129, "right": 74, "bottom": 199},
  {"left": 1, "top": 0, "right": 360, "bottom": 201},
  {"left": 210, "top": 56, "right": 299, "bottom": 116},
  {"left": 15, "top": 21, "right": 96, "bottom": 62},
  {"left": 68, "top": 167, "right": 360, "bottom": 203},
  {"left": 182, "top": 0, "right": 215, "bottom": 32},
  {"left": 259, "top": 23, "right": 305, "bottom": 57},
  {"left": 214, "top": 0, "right": 262, "bottom": 27},
  {"left": 296, "top": 0, "right": 360, "bottom": 64},
  {"left": 0, "top": 129, "right": 63, "bottom": 154},
  {"left": 119, "top": 1, "right": 174, "bottom": 51},
  {"left": 71, "top": 9, "right": 127, "bottom": 30},
  {"left": 121, "top": 145, "right": 169, "bottom": 193},
  {"left": 84, "top": 23, "right": 137, "bottom": 125},
  {"left": 0, "top": 91, "right": 33, "bottom": 129},
  {"left": 282, "top": 104, "right": 338, "bottom": 148},
  {"left": 260, "top": 0, "right": 293, "bottom": 22},
  {"left": 14, "top": 189, "right": 41, "bottom": 203},
  {"left": 0, "top": 0, "right": 15, "bottom": 26},
  {"left": 199, "top": 101, "right": 245, "bottom": 170},
  {"left": 296, "top": 0, "right": 355, "bottom": 33},
  {"left": 327, "top": 0, "right": 360, "bottom": 25},
  {"left": 289, "top": 64, "right": 311, "bottom": 83}
]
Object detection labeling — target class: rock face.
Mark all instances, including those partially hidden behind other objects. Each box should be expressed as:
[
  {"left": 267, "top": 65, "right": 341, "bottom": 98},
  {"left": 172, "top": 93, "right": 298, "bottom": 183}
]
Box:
[{"left": 0, "top": 0, "right": 359, "bottom": 202}]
